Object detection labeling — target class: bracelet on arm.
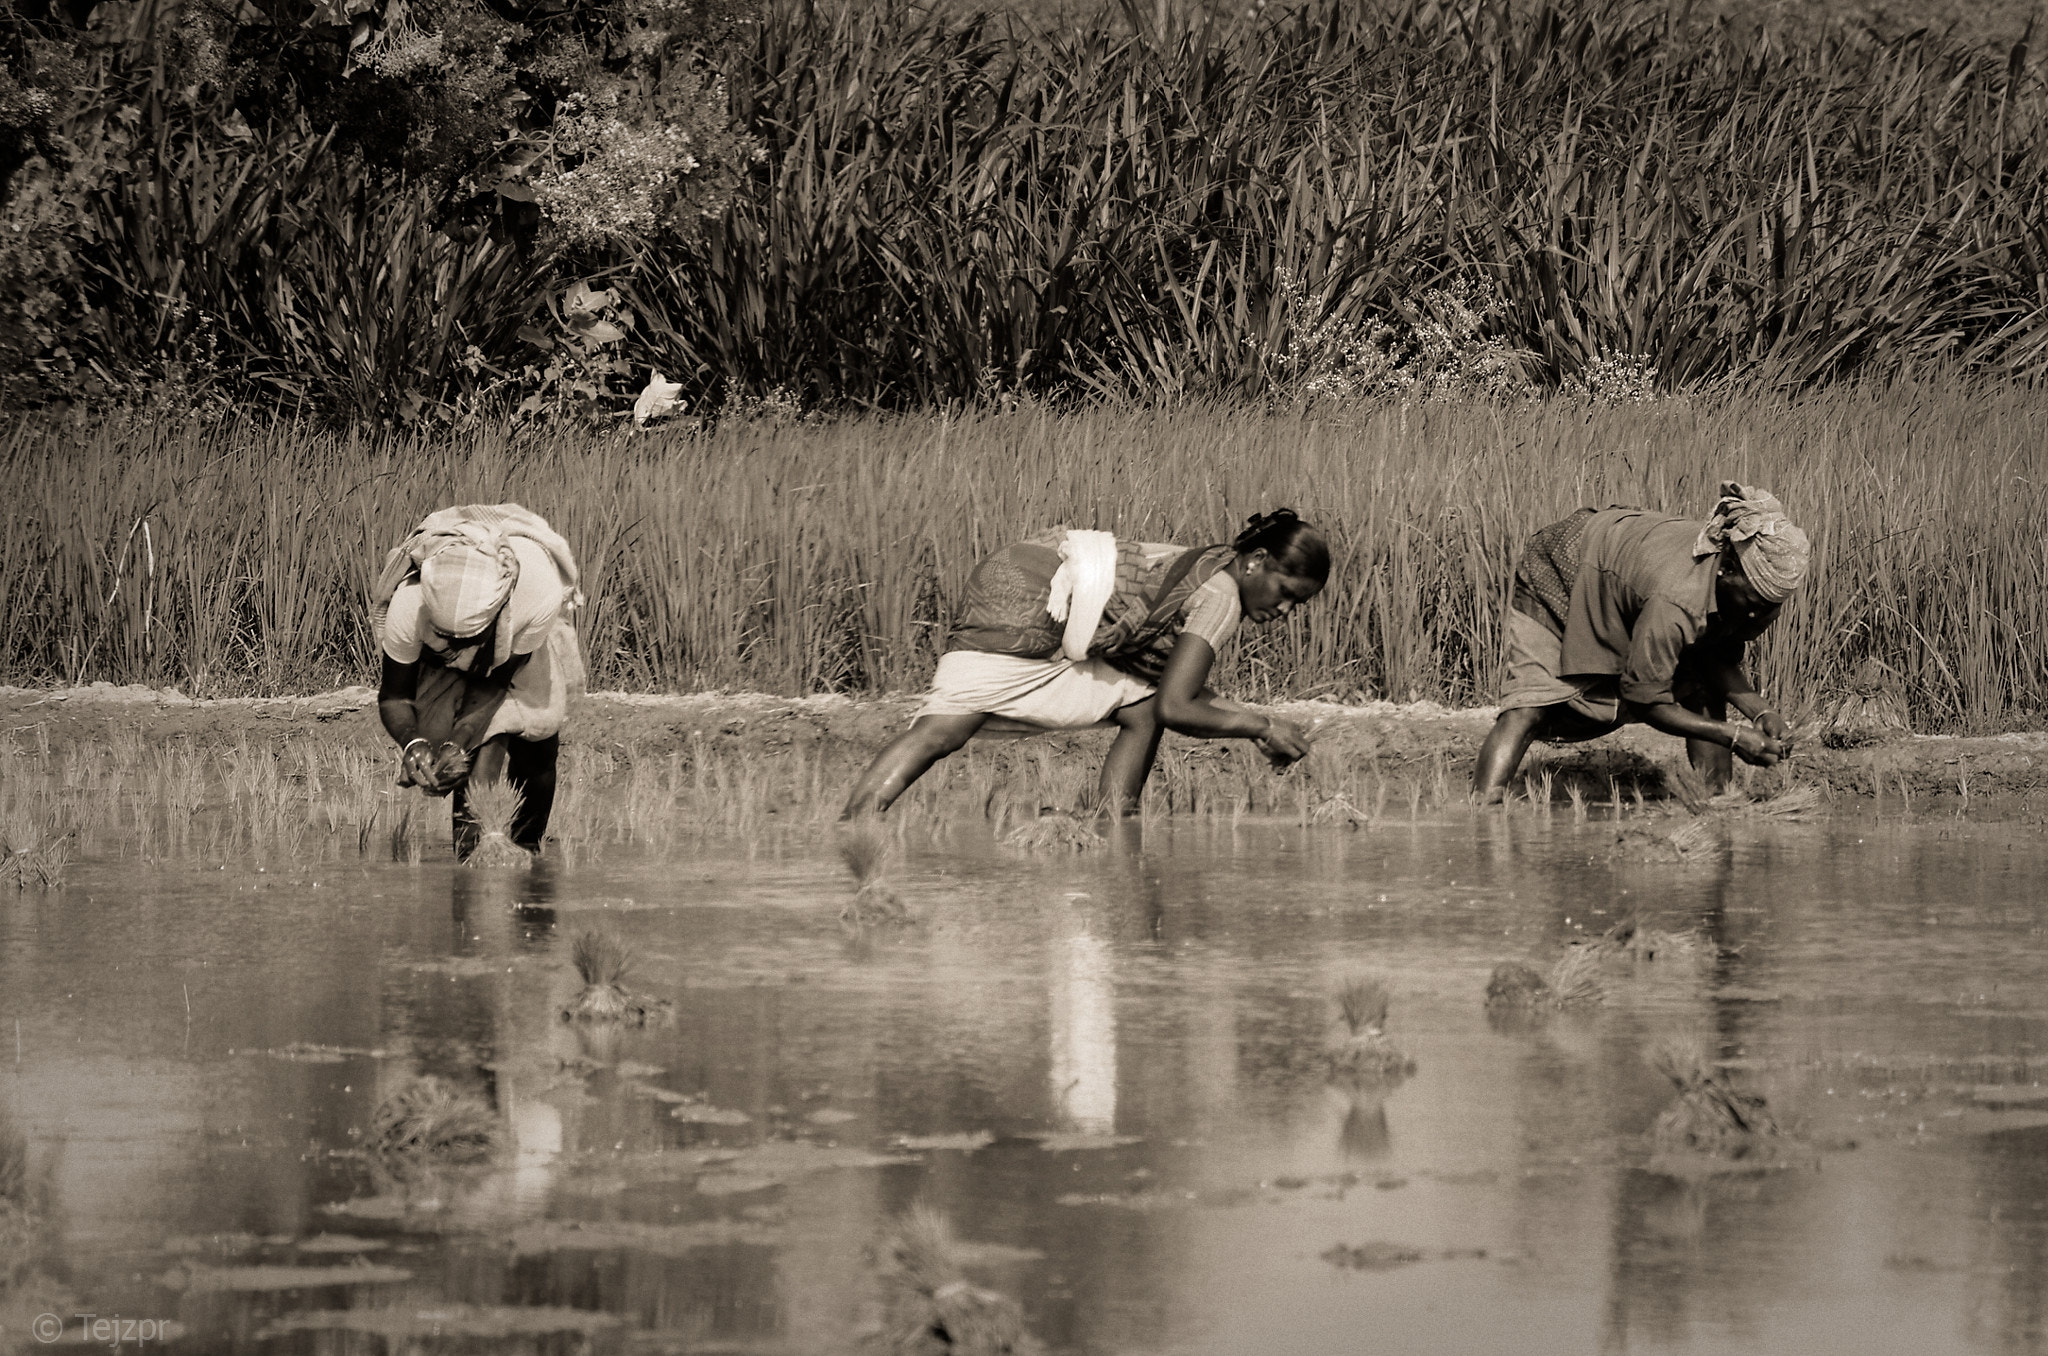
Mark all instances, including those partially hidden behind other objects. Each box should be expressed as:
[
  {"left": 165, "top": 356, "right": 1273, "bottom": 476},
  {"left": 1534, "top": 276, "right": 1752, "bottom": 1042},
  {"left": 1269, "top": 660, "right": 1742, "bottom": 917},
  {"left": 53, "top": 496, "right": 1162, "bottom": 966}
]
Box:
[{"left": 403, "top": 737, "right": 430, "bottom": 755}]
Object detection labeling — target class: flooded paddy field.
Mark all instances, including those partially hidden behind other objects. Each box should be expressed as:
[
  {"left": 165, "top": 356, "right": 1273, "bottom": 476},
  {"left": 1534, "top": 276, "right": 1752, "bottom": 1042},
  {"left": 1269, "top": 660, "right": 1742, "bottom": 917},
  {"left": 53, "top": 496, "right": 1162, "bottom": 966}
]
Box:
[{"left": 6, "top": 777, "right": 2048, "bottom": 1354}]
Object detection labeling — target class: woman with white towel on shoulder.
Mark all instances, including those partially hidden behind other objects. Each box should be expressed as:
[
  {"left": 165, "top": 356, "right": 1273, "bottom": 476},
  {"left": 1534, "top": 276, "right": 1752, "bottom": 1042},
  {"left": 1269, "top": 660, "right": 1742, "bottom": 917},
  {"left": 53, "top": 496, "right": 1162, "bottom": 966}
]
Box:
[{"left": 840, "top": 509, "right": 1331, "bottom": 820}]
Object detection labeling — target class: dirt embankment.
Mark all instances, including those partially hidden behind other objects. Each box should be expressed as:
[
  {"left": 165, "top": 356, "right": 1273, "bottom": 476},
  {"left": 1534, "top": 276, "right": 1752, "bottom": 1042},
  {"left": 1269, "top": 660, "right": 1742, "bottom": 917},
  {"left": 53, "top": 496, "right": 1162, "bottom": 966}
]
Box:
[{"left": 5, "top": 684, "right": 2045, "bottom": 810}]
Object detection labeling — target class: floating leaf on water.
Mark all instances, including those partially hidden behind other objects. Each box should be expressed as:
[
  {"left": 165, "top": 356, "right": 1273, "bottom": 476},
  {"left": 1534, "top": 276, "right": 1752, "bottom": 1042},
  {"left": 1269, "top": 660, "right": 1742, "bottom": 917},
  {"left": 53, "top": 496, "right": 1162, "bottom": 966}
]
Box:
[
  {"left": 507, "top": 1218, "right": 782, "bottom": 1257},
  {"left": 1320, "top": 1241, "right": 1428, "bottom": 1270},
  {"left": 891, "top": 1130, "right": 994, "bottom": 1152},
  {"left": 1029, "top": 1132, "right": 1142, "bottom": 1152},
  {"left": 695, "top": 1172, "right": 780, "bottom": 1196},
  {"left": 160, "top": 1261, "right": 413, "bottom": 1293},
  {"left": 259, "top": 1305, "right": 624, "bottom": 1341},
  {"left": 293, "top": 1233, "right": 389, "bottom": 1254}
]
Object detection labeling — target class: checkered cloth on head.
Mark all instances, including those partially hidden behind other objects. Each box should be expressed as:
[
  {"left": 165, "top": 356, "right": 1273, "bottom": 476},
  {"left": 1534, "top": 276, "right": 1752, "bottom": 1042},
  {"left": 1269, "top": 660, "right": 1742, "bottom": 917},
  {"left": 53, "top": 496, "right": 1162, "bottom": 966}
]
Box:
[{"left": 371, "top": 503, "right": 584, "bottom": 672}]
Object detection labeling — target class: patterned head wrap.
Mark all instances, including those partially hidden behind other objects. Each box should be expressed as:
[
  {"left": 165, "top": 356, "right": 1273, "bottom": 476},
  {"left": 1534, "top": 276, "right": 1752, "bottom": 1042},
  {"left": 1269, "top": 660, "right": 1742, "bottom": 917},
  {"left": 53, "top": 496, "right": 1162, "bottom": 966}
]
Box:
[
  {"left": 1692, "top": 481, "right": 1810, "bottom": 603},
  {"left": 416, "top": 523, "right": 520, "bottom": 638}
]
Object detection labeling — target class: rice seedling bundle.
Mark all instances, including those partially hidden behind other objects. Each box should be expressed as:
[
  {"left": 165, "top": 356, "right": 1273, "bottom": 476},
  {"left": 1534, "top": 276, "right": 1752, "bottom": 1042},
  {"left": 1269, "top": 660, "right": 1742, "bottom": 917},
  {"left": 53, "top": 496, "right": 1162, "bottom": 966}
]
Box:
[
  {"left": 562, "top": 928, "right": 673, "bottom": 1023},
  {"left": 872, "top": 1204, "right": 1038, "bottom": 1356},
  {"left": 1326, "top": 972, "right": 1416, "bottom": 1081},
  {"left": 460, "top": 778, "right": 531, "bottom": 868},
  {"left": 368, "top": 1075, "right": 501, "bottom": 1166},
  {"left": 1648, "top": 1034, "right": 1786, "bottom": 1160}
]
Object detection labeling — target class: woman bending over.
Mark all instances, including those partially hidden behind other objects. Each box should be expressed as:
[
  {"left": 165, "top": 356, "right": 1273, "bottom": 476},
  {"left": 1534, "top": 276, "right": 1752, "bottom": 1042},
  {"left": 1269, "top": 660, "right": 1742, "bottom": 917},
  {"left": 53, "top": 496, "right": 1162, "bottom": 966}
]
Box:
[{"left": 842, "top": 510, "right": 1332, "bottom": 819}]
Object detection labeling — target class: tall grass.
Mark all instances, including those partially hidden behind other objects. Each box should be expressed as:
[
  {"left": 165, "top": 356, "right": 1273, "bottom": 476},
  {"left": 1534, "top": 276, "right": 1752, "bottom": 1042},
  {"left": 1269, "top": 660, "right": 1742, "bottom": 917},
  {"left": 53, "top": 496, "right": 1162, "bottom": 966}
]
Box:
[
  {"left": 28, "top": 0, "right": 2048, "bottom": 413},
  {"left": 8, "top": 386, "right": 2046, "bottom": 727},
  {"left": 618, "top": 0, "right": 2048, "bottom": 404}
]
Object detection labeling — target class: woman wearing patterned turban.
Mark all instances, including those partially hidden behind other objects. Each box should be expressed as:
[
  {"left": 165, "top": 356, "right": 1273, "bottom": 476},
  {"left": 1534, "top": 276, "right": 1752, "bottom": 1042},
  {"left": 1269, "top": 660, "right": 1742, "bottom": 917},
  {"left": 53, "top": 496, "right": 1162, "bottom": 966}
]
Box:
[
  {"left": 1471, "top": 483, "right": 1811, "bottom": 804},
  {"left": 371, "top": 504, "right": 585, "bottom": 858},
  {"left": 840, "top": 510, "right": 1332, "bottom": 819}
]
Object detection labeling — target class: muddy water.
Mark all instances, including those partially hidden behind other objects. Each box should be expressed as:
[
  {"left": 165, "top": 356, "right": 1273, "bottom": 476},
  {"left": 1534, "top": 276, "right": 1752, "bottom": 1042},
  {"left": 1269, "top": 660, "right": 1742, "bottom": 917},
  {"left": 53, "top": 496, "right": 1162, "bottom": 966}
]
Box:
[{"left": 4, "top": 812, "right": 2048, "bottom": 1355}]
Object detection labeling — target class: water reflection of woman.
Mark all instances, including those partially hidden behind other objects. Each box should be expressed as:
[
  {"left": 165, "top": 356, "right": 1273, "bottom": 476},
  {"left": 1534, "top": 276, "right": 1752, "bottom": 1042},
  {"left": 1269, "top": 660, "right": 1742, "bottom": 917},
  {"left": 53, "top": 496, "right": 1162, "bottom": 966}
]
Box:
[
  {"left": 842, "top": 511, "right": 1331, "bottom": 819},
  {"left": 1473, "top": 484, "right": 1811, "bottom": 804}
]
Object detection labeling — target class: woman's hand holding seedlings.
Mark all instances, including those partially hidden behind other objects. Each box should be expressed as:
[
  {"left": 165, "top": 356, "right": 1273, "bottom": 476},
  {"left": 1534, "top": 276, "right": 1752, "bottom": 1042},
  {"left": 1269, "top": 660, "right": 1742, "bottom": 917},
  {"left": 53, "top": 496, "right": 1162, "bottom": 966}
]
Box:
[
  {"left": 428, "top": 742, "right": 471, "bottom": 793},
  {"left": 1755, "top": 710, "right": 1794, "bottom": 757},
  {"left": 1255, "top": 716, "right": 1315, "bottom": 769},
  {"left": 1730, "top": 725, "right": 1786, "bottom": 767},
  {"left": 399, "top": 738, "right": 437, "bottom": 789}
]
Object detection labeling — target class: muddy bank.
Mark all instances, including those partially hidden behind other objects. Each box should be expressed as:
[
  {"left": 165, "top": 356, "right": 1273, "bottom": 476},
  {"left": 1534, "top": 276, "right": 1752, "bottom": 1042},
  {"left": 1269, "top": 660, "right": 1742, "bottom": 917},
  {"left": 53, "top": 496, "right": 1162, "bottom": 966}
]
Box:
[{"left": 5, "top": 682, "right": 2045, "bottom": 811}]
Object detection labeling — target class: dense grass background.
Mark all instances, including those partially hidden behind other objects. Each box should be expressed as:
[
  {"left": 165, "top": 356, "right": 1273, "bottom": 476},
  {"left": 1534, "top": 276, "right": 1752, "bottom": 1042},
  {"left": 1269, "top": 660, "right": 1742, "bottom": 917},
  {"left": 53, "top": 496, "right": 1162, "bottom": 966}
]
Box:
[
  {"left": 7, "top": 384, "right": 2042, "bottom": 729},
  {"left": 16, "top": 0, "right": 2048, "bottom": 417}
]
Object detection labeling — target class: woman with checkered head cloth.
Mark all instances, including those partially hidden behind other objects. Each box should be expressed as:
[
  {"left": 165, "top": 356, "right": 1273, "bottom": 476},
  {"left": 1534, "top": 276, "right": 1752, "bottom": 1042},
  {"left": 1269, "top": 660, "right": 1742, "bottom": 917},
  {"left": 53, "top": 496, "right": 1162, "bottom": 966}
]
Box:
[
  {"left": 840, "top": 510, "right": 1332, "bottom": 820},
  {"left": 372, "top": 505, "right": 585, "bottom": 859},
  {"left": 1471, "top": 483, "right": 1812, "bottom": 804}
]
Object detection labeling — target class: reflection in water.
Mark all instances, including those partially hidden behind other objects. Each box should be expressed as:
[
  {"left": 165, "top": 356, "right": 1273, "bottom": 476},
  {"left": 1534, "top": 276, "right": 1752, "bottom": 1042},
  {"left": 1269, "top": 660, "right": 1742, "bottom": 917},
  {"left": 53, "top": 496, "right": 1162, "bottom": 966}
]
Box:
[
  {"left": 1050, "top": 927, "right": 1117, "bottom": 1135},
  {"left": 7, "top": 818, "right": 2048, "bottom": 1353}
]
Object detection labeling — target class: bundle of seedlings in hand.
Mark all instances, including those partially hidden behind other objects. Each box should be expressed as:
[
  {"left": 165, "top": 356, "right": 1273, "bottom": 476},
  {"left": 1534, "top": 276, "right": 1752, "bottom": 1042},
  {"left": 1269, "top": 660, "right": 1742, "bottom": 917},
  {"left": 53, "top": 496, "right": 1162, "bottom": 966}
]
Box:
[
  {"left": 1485, "top": 946, "right": 1605, "bottom": 1010},
  {"left": 999, "top": 809, "right": 1104, "bottom": 853},
  {"left": 462, "top": 778, "right": 531, "bottom": 867},
  {"left": 838, "top": 823, "right": 911, "bottom": 928},
  {"left": 1648, "top": 1035, "right": 1785, "bottom": 1161},
  {"left": 1325, "top": 973, "right": 1415, "bottom": 1081},
  {"left": 561, "top": 928, "right": 672, "bottom": 1024},
  {"left": 871, "top": 1203, "right": 1037, "bottom": 1356},
  {"left": 1590, "top": 913, "right": 1705, "bottom": 964},
  {"left": 368, "top": 1075, "right": 500, "bottom": 1171}
]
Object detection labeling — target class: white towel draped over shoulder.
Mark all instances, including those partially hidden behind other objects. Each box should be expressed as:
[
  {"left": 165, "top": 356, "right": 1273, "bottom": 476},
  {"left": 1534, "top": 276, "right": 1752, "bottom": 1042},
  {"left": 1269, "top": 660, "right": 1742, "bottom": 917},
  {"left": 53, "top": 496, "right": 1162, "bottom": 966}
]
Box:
[{"left": 1044, "top": 529, "right": 1118, "bottom": 662}]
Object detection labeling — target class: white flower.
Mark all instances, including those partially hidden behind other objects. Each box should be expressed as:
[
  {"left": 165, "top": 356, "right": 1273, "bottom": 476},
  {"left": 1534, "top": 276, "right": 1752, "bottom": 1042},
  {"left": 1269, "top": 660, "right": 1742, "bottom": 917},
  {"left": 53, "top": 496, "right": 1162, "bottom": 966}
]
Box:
[{"left": 633, "top": 370, "right": 684, "bottom": 425}]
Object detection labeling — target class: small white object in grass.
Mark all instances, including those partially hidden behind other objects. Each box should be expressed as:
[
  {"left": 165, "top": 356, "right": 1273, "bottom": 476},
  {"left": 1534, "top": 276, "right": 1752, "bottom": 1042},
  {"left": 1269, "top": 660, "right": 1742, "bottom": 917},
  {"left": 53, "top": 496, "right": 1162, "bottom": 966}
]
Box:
[{"left": 633, "top": 371, "right": 685, "bottom": 426}]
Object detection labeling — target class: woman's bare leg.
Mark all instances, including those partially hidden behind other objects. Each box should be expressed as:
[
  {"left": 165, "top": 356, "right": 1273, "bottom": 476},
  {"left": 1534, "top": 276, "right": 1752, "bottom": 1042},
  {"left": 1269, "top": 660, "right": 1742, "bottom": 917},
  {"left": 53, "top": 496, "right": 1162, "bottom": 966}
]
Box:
[
  {"left": 1472, "top": 706, "right": 1549, "bottom": 804},
  {"left": 840, "top": 714, "right": 988, "bottom": 818},
  {"left": 1098, "top": 698, "right": 1166, "bottom": 819}
]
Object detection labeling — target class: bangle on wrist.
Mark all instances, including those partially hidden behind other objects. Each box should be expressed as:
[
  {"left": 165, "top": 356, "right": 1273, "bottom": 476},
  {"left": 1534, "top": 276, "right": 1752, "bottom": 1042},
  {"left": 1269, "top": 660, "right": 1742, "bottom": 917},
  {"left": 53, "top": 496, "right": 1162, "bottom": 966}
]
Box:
[{"left": 403, "top": 737, "right": 429, "bottom": 754}]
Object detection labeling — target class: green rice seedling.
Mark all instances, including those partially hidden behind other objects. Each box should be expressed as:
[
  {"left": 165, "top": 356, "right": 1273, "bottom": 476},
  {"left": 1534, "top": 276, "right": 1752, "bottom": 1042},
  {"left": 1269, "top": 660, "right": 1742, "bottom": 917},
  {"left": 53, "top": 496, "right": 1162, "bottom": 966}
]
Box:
[
  {"left": 1663, "top": 763, "right": 1713, "bottom": 814},
  {"left": 1591, "top": 914, "right": 1706, "bottom": 963},
  {"left": 1326, "top": 973, "right": 1415, "bottom": 1083},
  {"left": 1309, "top": 793, "right": 1371, "bottom": 828},
  {"left": 1483, "top": 962, "right": 1553, "bottom": 1009},
  {"left": 461, "top": 778, "right": 531, "bottom": 868},
  {"left": 871, "top": 1203, "right": 1038, "bottom": 1356},
  {"left": 1485, "top": 946, "right": 1605, "bottom": 1011},
  {"left": 1001, "top": 811, "right": 1105, "bottom": 853},
  {"left": 368, "top": 1075, "right": 500, "bottom": 1169},
  {"left": 1747, "top": 785, "right": 1826, "bottom": 821},
  {"left": 561, "top": 928, "right": 672, "bottom": 1024},
  {"left": 1545, "top": 946, "right": 1606, "bottom": 1007},
  {"left": 1647, "top": 1035, "right": 1786, "bottom": 1161}
]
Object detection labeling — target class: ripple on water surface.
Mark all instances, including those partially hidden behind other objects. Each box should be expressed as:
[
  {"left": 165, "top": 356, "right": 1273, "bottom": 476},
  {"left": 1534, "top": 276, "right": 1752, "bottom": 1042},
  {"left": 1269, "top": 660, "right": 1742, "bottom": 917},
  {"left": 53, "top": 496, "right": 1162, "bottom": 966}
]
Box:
[{"left": 4, "top": 814, "right": 2047, "bottom": 1355}]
